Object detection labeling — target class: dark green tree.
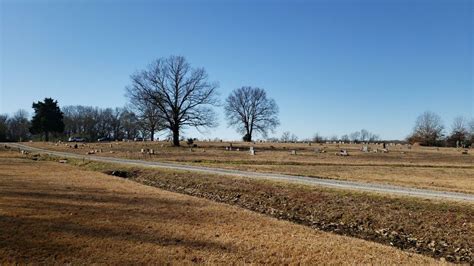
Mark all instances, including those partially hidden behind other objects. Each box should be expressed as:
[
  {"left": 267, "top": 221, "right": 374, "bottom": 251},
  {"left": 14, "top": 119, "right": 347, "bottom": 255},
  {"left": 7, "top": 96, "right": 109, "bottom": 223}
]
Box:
[{"left": 30, "top": 98, "right": 65, "bottom": 141}]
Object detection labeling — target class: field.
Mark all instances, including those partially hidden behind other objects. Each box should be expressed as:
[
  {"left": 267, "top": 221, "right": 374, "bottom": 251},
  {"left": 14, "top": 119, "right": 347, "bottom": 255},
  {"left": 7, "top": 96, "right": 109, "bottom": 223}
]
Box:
[
  {"left": 0, "top": 150, "right": 444, "bottom": 264},
  {"left": 3, "top": 144, "right": 473, "bottom": 263},
  {"left": 25, "top": 141, "right": 474, "bottom": 194}
]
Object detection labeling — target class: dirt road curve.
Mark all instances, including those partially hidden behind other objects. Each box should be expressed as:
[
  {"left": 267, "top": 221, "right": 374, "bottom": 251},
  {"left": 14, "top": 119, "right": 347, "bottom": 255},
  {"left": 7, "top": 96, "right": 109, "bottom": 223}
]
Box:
[{"left": 5, "top": 143, "right": 474, "bottom": 202}]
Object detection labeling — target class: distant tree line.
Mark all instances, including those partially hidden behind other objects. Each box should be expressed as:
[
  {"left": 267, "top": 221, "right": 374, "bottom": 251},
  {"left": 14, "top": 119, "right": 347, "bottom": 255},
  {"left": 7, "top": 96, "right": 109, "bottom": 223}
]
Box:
[
  {"left": 407, "top": 111, "right": 474, "bottom": 147},
  {"left": 62, "top": 106, "right": 142, "bottom": 141},
  {"left": 310, "top": 129, "right": 380, "bottom": 144},
  {"left": 272, "top": 129, "right": 380, "bottom": 144},
  {"left": 0, "top": 110, "right": 30, "bottom": 142},
  {"left": 0, "top": 99, "right": 148, "bottom": 142},
  {"left": 1, "top": 101, "right": 472, "bottom": 147}
]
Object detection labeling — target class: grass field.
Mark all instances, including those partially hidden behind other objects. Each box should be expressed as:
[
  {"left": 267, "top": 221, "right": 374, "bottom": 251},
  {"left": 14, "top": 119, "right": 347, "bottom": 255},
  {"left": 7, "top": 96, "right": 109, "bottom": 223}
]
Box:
[
  {"left": 24, "top": 141, "right": 474, "bottom": 194},
  {"left": 7, "top": 146, "right": 473, "bottom": 263},
  {"left": 0, "top": 150, "right": 443, "bottom": 264}
]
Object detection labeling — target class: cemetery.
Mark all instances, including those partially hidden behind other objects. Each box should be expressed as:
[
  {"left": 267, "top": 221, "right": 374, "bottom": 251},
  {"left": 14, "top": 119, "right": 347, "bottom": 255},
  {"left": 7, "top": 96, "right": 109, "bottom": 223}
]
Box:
[{"left": 24, "top": 139, "right": 474, "bottom": 194}]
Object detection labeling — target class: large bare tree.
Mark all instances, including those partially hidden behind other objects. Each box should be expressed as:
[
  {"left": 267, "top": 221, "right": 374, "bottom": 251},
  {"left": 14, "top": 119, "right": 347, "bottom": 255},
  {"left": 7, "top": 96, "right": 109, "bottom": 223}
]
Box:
[
  {"left": 224, "top": 86, "right": 279, "bottom": 142},
  {"left": 408, "top": 111, "right": 444, "bottom": 146},
  {"left": 127, "top": 56, "right": 219, "bottom": 146}
]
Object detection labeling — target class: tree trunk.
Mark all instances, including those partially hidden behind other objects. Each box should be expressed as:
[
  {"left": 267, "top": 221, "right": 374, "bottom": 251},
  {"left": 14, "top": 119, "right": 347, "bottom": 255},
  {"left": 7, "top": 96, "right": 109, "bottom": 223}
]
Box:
[
  {"left": 150, "top": 127, "right": 154, "bottom": 141},
  {"left": 44, "top": 131, "right": 49, "bottom": 142},
  {"left": 246, "top": 131, "right": 252, "bottom": 142},
  {"left": 243, "top": 124, "right": 251, "bottom": 142},
  {"left": 172, "top": 126, "right": 180, "bottom": 146}
]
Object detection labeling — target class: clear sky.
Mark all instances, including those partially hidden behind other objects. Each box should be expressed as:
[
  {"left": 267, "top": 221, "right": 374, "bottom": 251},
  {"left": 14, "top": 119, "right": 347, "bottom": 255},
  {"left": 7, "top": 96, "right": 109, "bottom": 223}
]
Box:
[{"left": 1, "top": 0, "right": 472, "bottom": 140}]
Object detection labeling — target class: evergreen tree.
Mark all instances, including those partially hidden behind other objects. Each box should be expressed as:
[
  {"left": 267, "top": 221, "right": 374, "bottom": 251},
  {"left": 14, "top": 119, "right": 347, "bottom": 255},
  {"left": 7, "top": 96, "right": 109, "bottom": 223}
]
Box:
[{"left": 30, "top": 98, "right": 65, "bottom": 141}]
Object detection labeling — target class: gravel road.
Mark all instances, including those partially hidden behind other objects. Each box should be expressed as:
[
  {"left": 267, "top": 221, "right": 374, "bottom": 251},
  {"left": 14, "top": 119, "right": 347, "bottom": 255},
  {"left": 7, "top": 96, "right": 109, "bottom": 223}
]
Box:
[{"left": 5, "top": 142, "right": 474, "bottom": 202}]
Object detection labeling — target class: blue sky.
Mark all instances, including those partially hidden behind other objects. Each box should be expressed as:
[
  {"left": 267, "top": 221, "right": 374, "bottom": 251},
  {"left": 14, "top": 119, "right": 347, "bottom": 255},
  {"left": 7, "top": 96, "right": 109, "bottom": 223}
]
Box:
[{"left": 1, "top": 0, "right": 472, "bottom": 140}]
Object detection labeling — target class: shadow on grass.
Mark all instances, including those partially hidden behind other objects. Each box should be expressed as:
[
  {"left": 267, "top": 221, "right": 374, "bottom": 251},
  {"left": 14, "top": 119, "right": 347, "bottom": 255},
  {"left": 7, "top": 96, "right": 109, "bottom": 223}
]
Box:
[{"left": 0, "top": 187, "right": 235, "bottom": 263}]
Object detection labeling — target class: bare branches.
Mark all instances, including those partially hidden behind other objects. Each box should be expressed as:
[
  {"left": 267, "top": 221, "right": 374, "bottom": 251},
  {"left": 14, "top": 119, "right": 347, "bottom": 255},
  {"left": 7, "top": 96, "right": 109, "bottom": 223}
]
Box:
[
  {"left": 126, "top": 56, "right": 219, "bottom": 146},
  {"left": 408, "top": 111, "right": 445, "bottom": 146},
  {"left": 225, "top": 86, "right": 279, "bottom": 142}
]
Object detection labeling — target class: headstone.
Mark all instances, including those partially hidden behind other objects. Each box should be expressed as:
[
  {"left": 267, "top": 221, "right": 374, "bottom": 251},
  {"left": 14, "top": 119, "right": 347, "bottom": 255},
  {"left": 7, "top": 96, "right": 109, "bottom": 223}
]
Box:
[
  {"left": 149, "top": 149, "right": 154, "bottom": 154},
  {"left": 291, "top": 150, "right": 297, "bottom": 155},
  {"left": 141, "top": 149, "right": 145, "bottom": 153},
  {"left": 336, "top": 149, "right": 349, "bottom": 156},
  {"left": 362, "top": 145, "right": 369, "bottom": 152},
  {"left": 249, "top": 147, "right": 255, "bottom": 155},
  {"left": 74, "top": 144, "right": 78, "bottom": 149}
]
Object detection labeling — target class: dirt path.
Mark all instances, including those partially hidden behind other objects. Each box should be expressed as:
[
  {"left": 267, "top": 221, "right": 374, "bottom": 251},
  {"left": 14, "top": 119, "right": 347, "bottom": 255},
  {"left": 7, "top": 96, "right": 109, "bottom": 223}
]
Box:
[
  {"left": 0, "top": 152, "right": 441, "bottom": 264},
  {"left": 5, "top": 142, "right": 474, "bottom": 202}
]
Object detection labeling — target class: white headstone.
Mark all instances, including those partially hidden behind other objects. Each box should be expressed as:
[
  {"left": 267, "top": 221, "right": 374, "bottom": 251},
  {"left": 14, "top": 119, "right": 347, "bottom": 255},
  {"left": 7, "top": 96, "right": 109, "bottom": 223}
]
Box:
[{"left": 249, "top": 147, "right": 255, "bottom": 155}]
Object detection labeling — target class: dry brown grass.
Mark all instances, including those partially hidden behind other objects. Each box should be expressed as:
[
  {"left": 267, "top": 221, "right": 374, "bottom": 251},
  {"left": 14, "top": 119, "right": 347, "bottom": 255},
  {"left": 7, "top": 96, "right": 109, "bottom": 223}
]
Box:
[
  {"left": 0, "top": 151, "right": 441, "bottom": 264},
  {"left": 25, "top": 141, "right": 474, "bottom": 193}
]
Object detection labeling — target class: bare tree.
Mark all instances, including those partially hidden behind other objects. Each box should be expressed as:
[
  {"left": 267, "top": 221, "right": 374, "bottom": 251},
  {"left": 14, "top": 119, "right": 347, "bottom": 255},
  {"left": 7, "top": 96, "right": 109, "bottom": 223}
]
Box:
[
  {"left": 368, "top": 132, "right": 380, "bottom": 142},
  {"left": 120, "top": 109, "right": 140, "bottom": 140},
  {"left": 447, "top": 116, "right": 469, "bottom": 147},
  {"left": 350, "top": 131, "right": 361, "bottom": 143},
  {"left": 290, "top": 133, "right": 299, "bottom": 143},
  {"left": 8, "top": 110, "right": 30, "bottom": 141},
  {"left": 63, "top": 105, "right": 100, "bottom": 140},
  {"left": 312, "top": 133, "right": 324, "bottom": 143},
  {"left": 341, "top": 134, "right": 350, "bottom": 143},
  {"left": 451, "top": 116, "right": 468, "bottom": 135},
  {"left": 224, "top": 86, "right": 279, "bottom": 142},
  {"left": 126, "top": 56, "right": 219, "bottom": 146},
  {"left": 0, "top": 115, "right": 8, "bottom": 141},
  {"left": 126, "top": 90, "right": 163, "bottom": 141},
  {"left": 360, "top": 129, "right": 369, "bottom": 142},
  {"left": 110, "top": 107, "right": 124, "bottom": 140},
  {"left": 408, "top": 111, "right": 444, "bottom": 146},
  {"left": 469, "top": 118, "right": 474, "bottom": 135},
  {"left": 280, "top": 131, "right": 291, "bottom": 142},
  {"left": 468, "top": 118, "right": 474, "bottom": 146}
]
